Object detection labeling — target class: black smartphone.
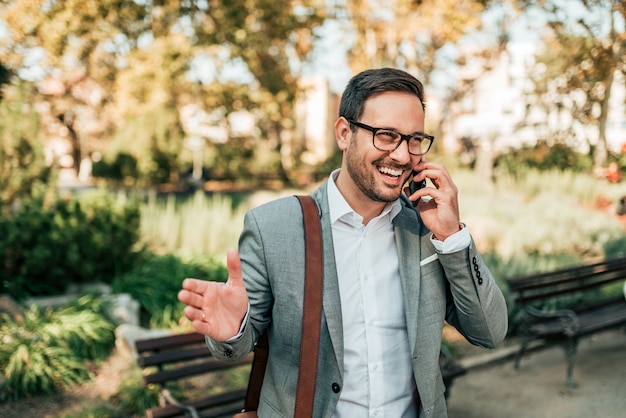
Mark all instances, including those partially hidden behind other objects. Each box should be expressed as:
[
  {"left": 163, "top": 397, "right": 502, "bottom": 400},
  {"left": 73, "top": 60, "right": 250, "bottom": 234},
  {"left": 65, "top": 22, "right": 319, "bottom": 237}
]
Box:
[{"left": 407, "top": 172, "right": 426, "bottom": 207}]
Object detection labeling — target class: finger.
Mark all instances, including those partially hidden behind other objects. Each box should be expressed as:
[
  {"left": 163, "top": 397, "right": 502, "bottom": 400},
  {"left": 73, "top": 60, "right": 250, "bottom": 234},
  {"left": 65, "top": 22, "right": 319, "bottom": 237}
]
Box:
[
  {"left": 181, "top": 277, "right": 212, "bottom": 294},
  {"left": 177, "top": 288, "right": 208, "bottom": 309},
  {"left": 183, "top": 305, "right": 208, "bottom": 322},
  {"left": 190, "top": 319, "right": 217, "bottom": 337},
  {"left": 178, "top": 279, "right": 217, "bottom": 308}
]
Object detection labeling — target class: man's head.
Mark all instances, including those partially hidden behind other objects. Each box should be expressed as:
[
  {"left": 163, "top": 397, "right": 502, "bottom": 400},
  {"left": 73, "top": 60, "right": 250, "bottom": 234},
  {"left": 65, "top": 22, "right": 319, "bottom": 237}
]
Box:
[{"left": 334, "top": 68, "right": 430, "bottom": 216}]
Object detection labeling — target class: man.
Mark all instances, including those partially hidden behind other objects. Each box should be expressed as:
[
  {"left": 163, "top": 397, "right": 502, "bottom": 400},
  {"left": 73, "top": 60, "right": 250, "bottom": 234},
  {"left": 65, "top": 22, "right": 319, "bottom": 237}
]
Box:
[{"left": 178, "top": 68, "right": 508, "bottom": 417}]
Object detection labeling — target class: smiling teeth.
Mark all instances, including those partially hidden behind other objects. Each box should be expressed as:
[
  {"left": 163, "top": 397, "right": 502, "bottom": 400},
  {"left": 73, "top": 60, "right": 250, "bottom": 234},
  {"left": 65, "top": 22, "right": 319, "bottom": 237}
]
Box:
[{"left": 379, "top": 167, "right": 402, "bottom": 177}]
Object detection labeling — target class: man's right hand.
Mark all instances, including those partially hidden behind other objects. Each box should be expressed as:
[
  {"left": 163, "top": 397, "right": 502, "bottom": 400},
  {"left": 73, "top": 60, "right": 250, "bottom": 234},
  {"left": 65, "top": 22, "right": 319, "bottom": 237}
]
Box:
[{"left": 177, "top": 248, "right": 249, "bottom": 342}]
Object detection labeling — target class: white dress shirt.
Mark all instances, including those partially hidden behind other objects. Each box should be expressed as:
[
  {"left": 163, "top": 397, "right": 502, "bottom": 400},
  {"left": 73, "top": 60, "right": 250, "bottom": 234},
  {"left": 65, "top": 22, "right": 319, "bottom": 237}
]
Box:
[{"left": 328, "top": 173, "right": 418, "bottom": 417}]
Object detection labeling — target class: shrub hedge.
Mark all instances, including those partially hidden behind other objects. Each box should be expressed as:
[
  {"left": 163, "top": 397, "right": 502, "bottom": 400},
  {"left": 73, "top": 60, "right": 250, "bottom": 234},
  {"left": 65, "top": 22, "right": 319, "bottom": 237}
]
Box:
[{"left": 0, "top": 191, "right": 141, "bottom": 300}]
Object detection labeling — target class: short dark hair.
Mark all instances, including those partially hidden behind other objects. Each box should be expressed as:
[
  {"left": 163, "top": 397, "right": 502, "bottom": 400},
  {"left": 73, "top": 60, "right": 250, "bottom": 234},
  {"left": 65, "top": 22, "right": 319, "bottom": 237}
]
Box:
[{"left": 338, "top": 68, "right": 426, "bottom": 122}]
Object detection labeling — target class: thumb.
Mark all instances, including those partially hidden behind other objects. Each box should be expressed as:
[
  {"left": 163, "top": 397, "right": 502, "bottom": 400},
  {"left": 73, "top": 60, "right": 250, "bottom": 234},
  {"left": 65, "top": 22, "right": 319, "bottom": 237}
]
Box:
[{"left": 226, "top": 248, "right": 244, "bottom": 288}]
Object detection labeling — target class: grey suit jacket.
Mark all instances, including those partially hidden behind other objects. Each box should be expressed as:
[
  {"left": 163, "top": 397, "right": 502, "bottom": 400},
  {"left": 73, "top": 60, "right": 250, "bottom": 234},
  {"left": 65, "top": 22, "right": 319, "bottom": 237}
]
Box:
[{"left": 207, "top": 180, "right": 508, "bottom": 418}]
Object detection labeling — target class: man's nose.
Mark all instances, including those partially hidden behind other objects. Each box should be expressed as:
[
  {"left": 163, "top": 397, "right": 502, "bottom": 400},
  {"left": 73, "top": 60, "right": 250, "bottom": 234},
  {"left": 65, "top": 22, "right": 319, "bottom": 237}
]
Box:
[{"left": 388, "top": 138, "right": 411, "bottom": 163}]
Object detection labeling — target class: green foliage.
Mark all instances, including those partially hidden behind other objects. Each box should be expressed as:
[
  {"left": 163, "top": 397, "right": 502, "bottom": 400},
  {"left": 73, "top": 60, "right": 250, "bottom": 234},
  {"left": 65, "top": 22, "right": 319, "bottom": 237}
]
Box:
[
  {"left": 102, "top": 106, "right": 184, "bottom": 186},
  {"left": 140, "top": 191, "right": 246, "bottom": 259},
  {"left": 107, "top": 371, "right": 159, "bottom": 417},
  {"left": 112, "top": 253, "right": 227, "bottom": 328},
  {"left": 496, "top": 141, "right": 593, "bottom": 175},
  {"left": 0, "top": 84, "right": 56, "bottom": 214},
  {"left": 458, "top": 167, "right": 626, "bottom": 260},
  {"left": 59, "top": 368, "right": 158, "bottom": 418},
  {"left": 92, "top": 152, "right": 139, "bottom": 185},
  {"left": 0, "top": 295, "right": 116, "bottom": 401},
  {"left": 312, "top": 149, "right": 342, "bottom": 182},
  {"left": 0, "top": 191, "right": 141, "bottom": 300},
  {"left": 603, "top": 236, "right": 626, "bottom": 259}
]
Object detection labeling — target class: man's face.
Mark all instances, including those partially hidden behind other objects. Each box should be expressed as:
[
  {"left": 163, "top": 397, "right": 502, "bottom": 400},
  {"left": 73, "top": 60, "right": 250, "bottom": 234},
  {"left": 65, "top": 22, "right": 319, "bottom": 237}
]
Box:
[{"left": 335, "top": 91, "right": 426, "bottom": 205}]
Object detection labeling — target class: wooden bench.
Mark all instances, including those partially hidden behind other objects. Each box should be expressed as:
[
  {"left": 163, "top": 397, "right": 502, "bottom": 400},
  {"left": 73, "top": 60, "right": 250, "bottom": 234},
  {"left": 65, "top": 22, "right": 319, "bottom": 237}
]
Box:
[
  {"left": 136, "top": 331, "right": 466, "bottom": 418},
  {"left": 505, "top": 256, "right": 626, "bottom": 387},
  {"left": 135, "top": 332, "right": 253, "bottom": 418}
]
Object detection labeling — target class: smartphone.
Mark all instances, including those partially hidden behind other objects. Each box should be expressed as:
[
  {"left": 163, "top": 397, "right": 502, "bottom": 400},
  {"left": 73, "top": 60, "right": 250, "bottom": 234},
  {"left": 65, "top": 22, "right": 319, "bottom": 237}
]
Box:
[{"left": 407, "top": 172, "right": 426, "bottom": 207}]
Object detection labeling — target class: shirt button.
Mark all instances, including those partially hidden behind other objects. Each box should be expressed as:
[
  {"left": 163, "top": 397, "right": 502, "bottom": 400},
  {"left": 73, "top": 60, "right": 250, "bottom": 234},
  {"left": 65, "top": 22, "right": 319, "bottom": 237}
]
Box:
[{"left": 331, "top": 382, "right": 341, "bottom": 393}]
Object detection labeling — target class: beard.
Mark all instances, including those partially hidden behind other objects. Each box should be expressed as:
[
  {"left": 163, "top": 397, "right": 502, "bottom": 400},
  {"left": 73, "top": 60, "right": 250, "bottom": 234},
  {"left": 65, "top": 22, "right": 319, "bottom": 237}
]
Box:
[{"left": 344, "top": 139, "right": 411, "bottom": 203}]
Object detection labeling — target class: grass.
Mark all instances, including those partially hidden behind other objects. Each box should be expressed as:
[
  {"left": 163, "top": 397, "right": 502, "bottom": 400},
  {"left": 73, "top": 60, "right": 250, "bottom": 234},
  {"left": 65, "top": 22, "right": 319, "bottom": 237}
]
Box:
[{"left": 138, "top": 167, "right": 626, "bottom": 269}]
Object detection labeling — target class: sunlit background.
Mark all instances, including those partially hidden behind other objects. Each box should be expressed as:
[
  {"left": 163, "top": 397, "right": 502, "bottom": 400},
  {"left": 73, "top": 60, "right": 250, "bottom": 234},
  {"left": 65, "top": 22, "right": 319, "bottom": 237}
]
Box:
[{"left": 1, "top": 0, "right": 625, "bottom": 415}]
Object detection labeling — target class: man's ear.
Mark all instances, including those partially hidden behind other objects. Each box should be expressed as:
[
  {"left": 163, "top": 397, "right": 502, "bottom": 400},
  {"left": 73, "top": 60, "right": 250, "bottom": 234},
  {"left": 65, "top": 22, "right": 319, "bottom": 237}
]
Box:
[{"left": 334, "top": 117, "right": 352, "bottom": 151}]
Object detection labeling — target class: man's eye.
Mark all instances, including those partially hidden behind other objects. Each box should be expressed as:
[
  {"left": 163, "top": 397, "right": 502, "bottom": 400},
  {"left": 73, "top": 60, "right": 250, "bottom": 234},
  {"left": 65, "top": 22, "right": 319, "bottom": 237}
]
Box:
[{"left": 376, "top": 131, "right": 398, "bottom": 142}]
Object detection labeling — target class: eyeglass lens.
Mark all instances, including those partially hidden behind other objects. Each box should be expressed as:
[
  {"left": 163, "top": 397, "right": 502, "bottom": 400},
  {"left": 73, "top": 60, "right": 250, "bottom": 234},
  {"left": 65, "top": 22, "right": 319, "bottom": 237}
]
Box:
[{"left": 374, "top": 130, "right": 431, "bottom": 155}]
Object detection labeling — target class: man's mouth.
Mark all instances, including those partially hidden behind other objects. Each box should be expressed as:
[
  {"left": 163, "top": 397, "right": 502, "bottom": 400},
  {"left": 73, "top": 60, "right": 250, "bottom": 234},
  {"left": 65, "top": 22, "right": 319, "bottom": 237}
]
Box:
[{"left": 378, "top": 166, "right": 404, "bottom": 180}]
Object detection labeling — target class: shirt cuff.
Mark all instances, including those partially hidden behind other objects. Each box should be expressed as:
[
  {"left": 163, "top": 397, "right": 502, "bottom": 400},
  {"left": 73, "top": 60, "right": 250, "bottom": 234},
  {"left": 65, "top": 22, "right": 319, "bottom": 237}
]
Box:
[
  {"left": 224, "top": 302, "right": 250, "bottom": 343},
  {"left": 431, "top": 223, "right": 470, "bottom": 254}
]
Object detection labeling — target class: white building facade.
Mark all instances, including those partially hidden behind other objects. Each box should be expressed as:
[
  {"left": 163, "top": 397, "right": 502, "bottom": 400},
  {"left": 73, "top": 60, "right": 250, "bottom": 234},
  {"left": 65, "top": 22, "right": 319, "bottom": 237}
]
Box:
[{"left": 444, "top": 41, "right": 626, "bottom": 157}]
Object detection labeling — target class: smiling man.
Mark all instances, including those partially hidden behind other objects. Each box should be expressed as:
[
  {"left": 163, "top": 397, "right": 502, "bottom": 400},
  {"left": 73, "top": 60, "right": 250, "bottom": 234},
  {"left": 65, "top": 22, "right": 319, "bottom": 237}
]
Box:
[{"left": 178, "top": 68, "right": 508, "bottom": 418}]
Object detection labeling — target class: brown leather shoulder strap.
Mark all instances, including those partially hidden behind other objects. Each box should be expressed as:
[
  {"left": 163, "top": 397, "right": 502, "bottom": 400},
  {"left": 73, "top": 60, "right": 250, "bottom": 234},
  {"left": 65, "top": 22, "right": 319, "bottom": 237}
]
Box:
[
  {"left": 294, "top": 195, "right": 323, "bottom": 417},
  {"left": 242, "top": 195, "right": 323, "bottom": 415},
  {"left": 242, "top": 329, "right": 268, "bottom": 411}
]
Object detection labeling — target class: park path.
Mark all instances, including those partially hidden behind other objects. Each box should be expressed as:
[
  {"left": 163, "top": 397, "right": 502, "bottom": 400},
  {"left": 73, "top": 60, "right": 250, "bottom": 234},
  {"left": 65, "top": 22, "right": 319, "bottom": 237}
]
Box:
[{"left": 447, "top": 327, "right": 626, "bottom": 418}]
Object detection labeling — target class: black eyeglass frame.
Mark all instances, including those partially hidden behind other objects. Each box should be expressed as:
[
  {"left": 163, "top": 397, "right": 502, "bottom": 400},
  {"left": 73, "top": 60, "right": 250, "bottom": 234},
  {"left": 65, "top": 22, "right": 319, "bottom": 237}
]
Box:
[{"left": 347, "top": 119, "right": 435, "bottom": 156}]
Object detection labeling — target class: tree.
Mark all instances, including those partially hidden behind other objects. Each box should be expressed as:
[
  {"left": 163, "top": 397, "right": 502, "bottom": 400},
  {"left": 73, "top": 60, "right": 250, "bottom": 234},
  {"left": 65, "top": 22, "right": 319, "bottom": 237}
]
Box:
[
  {"left": 197, "top": 0, "right": 326, "bottom": 183},
  {"left": 516, "top": 0, "right": 626, "bottom": 171},
  {"left": 1, "top": 0, "right": 327, "bottom": 186},
  {"left": 2, "top": 0, "right": 150, "bottom": 175},
  {"left": 0, "top": 83, "right": 55, "bottom": 214},
  {"left": 341, "top": 0, "right": 488, "bottom": 85}
]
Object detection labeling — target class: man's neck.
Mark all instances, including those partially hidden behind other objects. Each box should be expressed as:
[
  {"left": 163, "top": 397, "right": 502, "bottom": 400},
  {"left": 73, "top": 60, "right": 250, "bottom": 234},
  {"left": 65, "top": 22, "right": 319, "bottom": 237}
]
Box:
[{"left": 333, "top": 170, "right": 387, "bottom": 225}]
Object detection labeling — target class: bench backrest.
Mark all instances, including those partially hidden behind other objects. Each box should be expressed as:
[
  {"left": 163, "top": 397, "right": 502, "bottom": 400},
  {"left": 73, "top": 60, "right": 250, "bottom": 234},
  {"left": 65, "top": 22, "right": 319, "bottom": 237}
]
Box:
[
  {"left": 135, "top": 331, "right": 253, "bottom": 386},
  {"left": 505, "top": 256, "right": 626, "bottom": 305}
]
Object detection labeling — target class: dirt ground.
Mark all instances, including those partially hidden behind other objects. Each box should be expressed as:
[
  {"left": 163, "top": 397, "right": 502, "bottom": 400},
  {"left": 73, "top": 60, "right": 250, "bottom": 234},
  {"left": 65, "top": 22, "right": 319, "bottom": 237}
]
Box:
[
  {"left": 0, "top": 348, "right": 136, "bottom": 418},
  {"left": 447, "top": 327, "right": 626, "bottom": 418}
]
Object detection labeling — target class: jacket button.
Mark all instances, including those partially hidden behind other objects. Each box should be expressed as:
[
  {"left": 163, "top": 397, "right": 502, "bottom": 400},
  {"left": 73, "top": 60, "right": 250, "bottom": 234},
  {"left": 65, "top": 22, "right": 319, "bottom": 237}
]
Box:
[{"left": 331, "top": 383, "right": 341, "bottom": 393}]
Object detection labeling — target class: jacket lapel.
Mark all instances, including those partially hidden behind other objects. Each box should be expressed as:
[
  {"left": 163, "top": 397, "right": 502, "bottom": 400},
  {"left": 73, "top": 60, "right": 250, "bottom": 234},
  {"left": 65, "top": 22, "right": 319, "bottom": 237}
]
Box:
[
  {"left": 311, "top": 185, "right": 344, "bottom": 376},
  {"left": 393, "top": 202, "right": 424, "bottom": 352}
]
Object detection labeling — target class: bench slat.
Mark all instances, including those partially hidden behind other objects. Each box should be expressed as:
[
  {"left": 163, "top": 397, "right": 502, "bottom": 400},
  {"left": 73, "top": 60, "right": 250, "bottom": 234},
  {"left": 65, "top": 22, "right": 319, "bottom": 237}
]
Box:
[
  {"left": 516, "top": 274, "right": 626, "bottom": 303},
  {"left": 507, "top": 258, "right": 626, "bottom": 288},
  {"left": 136, "top": 332, "right": 206, "bottom": 353},
  {"left": 143, "top": 354, "right": 253, "bottom": 385},
  {"left": 138, "top": 346, "right": 212, "bottom": 368},
  {"left": 146, "top": 388, "right": 247, "bottom": 418},
  {"left": 527, "top": 300, "right": 626, "bottom": 337}
]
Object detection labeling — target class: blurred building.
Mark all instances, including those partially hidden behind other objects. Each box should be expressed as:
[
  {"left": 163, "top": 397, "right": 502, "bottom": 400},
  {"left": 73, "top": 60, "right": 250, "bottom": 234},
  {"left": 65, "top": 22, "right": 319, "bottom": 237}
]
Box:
[
  {"left": 295, "top": 75, "right": 338, "bottom": 167},
  {"left": 444, "top": 41, "right": 626, "bottom": 157}
]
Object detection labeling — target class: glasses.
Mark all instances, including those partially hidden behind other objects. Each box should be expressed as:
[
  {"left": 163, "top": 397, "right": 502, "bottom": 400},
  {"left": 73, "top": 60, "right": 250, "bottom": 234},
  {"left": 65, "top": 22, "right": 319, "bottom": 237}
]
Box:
[{"left": 347, "top": 119, "right": 434, "bottom": 156}]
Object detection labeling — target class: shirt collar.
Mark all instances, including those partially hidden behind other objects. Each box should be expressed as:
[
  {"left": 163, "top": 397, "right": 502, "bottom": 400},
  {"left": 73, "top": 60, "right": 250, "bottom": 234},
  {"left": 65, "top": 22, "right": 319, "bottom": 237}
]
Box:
[{"left": 327, "top": 168, "right": 403, "bottom": 226}]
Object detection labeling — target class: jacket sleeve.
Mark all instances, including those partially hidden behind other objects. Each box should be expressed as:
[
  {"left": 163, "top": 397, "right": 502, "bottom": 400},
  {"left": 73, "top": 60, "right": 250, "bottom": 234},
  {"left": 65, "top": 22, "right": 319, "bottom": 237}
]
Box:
[
  {"left": 205, "top": 209, "right": 272, "bottom": 361},
  {"left": 440, "top": 238, "right": 508, "bottom": 348}
]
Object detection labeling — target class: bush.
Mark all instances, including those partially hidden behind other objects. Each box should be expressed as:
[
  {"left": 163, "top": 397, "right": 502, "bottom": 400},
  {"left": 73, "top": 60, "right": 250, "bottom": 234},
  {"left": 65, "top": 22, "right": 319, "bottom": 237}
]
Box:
[
  {"left": 496, "top": 140, "right": 593, "bottom": 175},
  {"left": 0, "top": 295, "right": 116, "bottom": 401},
  {"left": 0, "top": 191, "right": 141, "bottom": 300},
  {"left": 112, "top": 253, "right": 227, "bottom": 328},
  {"left": 92, "top": 152, "right": 139, "bottom": 185}
]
